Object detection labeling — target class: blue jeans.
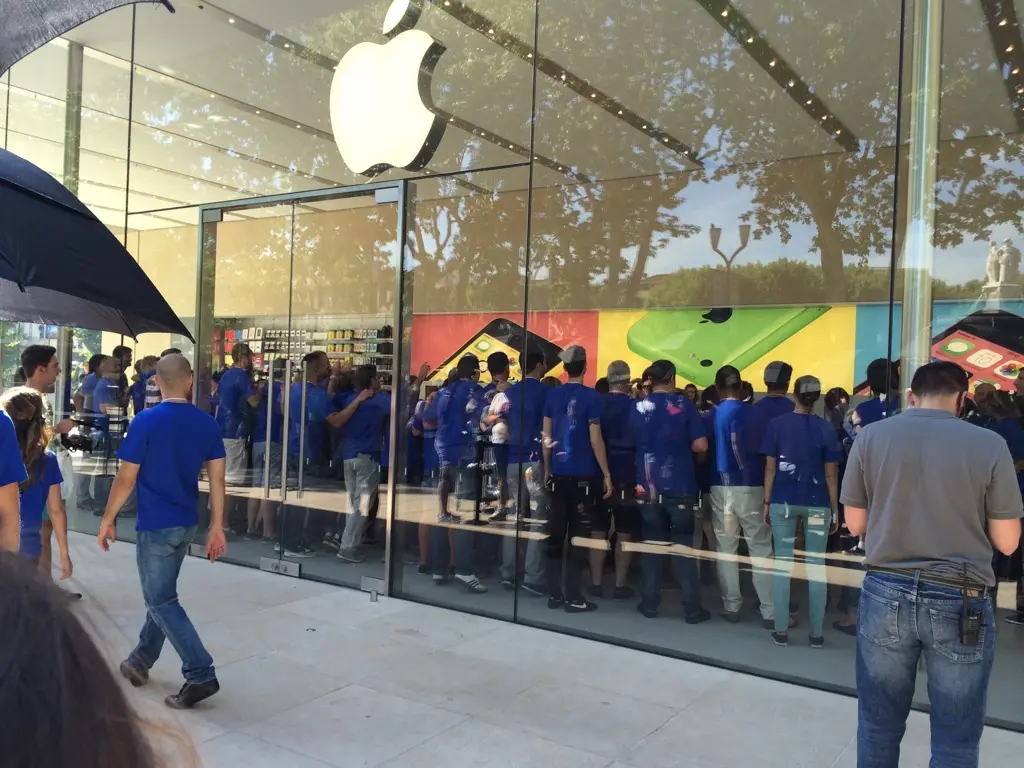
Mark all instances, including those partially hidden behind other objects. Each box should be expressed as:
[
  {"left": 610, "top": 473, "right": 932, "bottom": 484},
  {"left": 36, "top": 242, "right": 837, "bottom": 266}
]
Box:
[
  {"left": 856, "top": 572, "right": 996, "bottom": 768},
  {"left": 130, "top": 526, "right": 215, "bottom": 684},
  {"left": 639, "top": 495, "right": 704, "bottom": 618},
  {"left": 770, "top": 503, "right": 830, "bottom": 636}
]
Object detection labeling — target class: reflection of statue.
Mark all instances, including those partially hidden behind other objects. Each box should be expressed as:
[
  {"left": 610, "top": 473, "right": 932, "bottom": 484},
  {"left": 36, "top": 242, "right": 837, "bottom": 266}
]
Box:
[
  {"left": 1001, "top": 238, "right": 1021, "bottom": 282},
  {"left": 987, "top": 240, "right": 1001, "bottom": 284}
]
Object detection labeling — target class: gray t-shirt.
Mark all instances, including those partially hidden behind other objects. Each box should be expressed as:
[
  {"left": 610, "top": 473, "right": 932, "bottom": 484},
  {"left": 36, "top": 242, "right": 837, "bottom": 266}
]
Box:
[{"left": 840, "top": 408, "right": 1022, "bottom": 586}]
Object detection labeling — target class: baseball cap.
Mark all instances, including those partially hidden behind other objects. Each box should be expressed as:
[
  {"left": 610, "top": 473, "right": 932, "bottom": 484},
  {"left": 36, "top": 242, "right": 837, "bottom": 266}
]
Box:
[
  {"left": 764, "top": 361, "right": 793, "bottom": 387},
  {"left": 607, "top": 360, "right": 631, "bottom": 384},
  {"left": 558, "top": 345, "right": 587, "bottom": 365},
  {"left": 794, "top": 375, "right": 822, "bottom": 395}
]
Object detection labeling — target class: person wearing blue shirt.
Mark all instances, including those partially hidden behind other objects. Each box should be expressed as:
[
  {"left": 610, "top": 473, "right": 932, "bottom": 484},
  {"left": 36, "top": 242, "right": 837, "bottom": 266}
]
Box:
[
  {"left": 761, "top": 375, "right": 843, "bottom": 648},
  {"left": 495, "top": 350, "right": 550, "bottom": 594},
  {"left": 710, "top": 365, "right": 776, "bottom": 626},
  {"left": 92, "top": 356, "right": 129, "bottom": 515},
  {"left": 245, "top": 359, "right": 285, "bottom": 544},
  {"left": 429, "top": 355, "right": 487, "bottom": 594},
  {"left": 98, "top": 354, "right": 227, "bottom": 711},
  {"left": 586, "top": 360, "right": 637, "bottom": 600},
  {"left": 633, "top": 360, "right": 710, "bottom": 622},
  {"left": 214, "top": 343, "right": 253, "bottom": 486},
  {"left": 0, "top": 388, "right": 72, "bottom": 578},
  {"left": 542, "top": 345, "right": 612, "bottom": 613},
  {"left": 330, "top": 365, "right": 391, "bottom": 563},
  {"left": 744, "top": 361, "right": 796, "bottom": 487},
  {"left": 847, "top": 358, "right": 900, "bottom": 442},
  {"left": 0, "top": 405, "right": 27, "bottom": 551},
  {"left": 72, "top": 353, "right": 106, "bottom": 513}
]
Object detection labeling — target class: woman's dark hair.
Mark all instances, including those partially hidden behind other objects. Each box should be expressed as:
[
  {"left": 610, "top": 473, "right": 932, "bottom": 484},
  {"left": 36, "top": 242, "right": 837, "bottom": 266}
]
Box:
[
  {"left": 86, "top": 353, "right": 107, "bottom": 375},
  {"left": 0, "top": 553, "right": 170, "bottom": 767},
  {"left": 714, "top": 365, "right": 741, "bottom": 394},
  {"left": 739, "top": 381, "right": 754, "bottom": 403},
  {"left": 353, "top": 364, "right": 377, "bottom": 391},
  {"left": 981, "top": 389, "right": 1020, "bottom": 420},
  {"left": 594, "top": 377, "right": 609, "bottom": 394},
  {"left": 1, "top": 387, "right": 51, "bottom": 486},
  {"left": 824, "top": 387, "right": 849, "bottom": 412}
]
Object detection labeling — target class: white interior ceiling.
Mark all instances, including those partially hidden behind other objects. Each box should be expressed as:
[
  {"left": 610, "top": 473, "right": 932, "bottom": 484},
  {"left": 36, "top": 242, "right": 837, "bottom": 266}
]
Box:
[{"left": 0, "top": 0, "right": 1018, "bottom": 231}]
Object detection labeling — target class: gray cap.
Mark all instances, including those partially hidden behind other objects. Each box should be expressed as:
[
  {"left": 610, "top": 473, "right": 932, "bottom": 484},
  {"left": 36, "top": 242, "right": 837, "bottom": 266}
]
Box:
[
  {"left": 558, "top": 345, "right": 587, "bottom": 365},
  {"left": 794, "top": 374, "right": 821, "bottom": 395},
  {"left": 764, "top": 361, "right": 793, "bottom": 387},
  {"left": 607, "top": 360, "right": 630, "bottom": 384}
]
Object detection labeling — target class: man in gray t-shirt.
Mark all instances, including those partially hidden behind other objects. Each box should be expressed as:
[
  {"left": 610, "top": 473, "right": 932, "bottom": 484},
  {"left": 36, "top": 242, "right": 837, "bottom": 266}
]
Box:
[{"left": 841, "top": 361, "right": 1021, "bottom": 767}]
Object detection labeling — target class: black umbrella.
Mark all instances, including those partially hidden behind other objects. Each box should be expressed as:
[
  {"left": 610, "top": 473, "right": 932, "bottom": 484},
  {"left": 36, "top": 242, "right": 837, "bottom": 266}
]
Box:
[
  {"left": 0, "top": 0, "right": 174, "bottom": 76},
  {"left": 0, "top": 147, "right": 193, "bottom": 340}
]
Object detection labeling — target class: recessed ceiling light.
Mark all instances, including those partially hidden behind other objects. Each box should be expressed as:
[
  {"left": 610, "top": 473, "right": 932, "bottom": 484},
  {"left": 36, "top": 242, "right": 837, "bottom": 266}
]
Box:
[
  {"left": 663, "top": 137, "right": 669, "bottom": 143},
  {"left": 560, "top": 73, "right": 566, "bottom": 80},
  {"left": 835, "top": 129, "right": 842, "bottom": 135},
  {"left": 449, "top": 117, "right": 454, "bottom": 122},
  {"left": 527, "top": 53, "right": 533, "bottom": 58},
  {"left": 1015, "top": 67, "right": 1021, "bottom": 74},
  {"left": 591, "top": 92, "right": 597, "bottom": 97},
  {"left": 255, "top": 110, "right": 261, "bottom": 115},
  {"left": 488, "top": 28, "right": 494, "bottom": 35},
  {"left": 806, "top": 99, "right": 812, "bottom": 104},
  {"left": 617, "top": 110, "right": 623, "bottom": 114},
  {"left": 787, "top": 80, "right": 795, "bottom": 87},
  {"left": 1000, "top": 18, "right": 1008, "bottom": 26},
  {"left": 228, "top": 17, "right": 235, "bottom": 24},
  {"left": 642, "top": 124, "right": 647, "bottom": 129},
  {"left": 295, "top": 123, "right": 301, "bottom": 128},
  {"left": 747, "top": 36, "right": 754, "bottom": 43},
  {"left": 1008, "top": 45, "right": 1015, "bottom": 52},
  {"left": 769, "top": 60, "right": 776, "bottom": 67},
  {"left": 444, "top": 0, "right": 450, "bottom": 5},
  {"left": 821, "top": 115, "right": 829, "bottom": 121},
  {"left": 209, "top": 93, "right": 215, "bottom": 98},
  {"left": 721, "top": 9, "right": 728, "bottom": 16},
  {"left": 284, "top": 42, "right": 291, "bottom": 48}
]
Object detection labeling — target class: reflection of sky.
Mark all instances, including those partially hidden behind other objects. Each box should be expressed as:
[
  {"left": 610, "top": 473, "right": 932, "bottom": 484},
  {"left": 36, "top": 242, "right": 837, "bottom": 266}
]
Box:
[{"left": 641, "top": 173, "right": 1015, "bottom": 285}]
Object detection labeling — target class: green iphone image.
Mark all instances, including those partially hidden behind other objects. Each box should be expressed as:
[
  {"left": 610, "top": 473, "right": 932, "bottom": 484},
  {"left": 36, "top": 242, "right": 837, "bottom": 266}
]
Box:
[{"left": 626, "top": 306, "right": 830, "bottom": 387}]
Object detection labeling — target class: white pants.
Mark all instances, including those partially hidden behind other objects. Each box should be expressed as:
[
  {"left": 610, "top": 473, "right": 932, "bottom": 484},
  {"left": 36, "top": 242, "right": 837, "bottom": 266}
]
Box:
[
  {"left": 224, "top": 438, "right": 248, "bottom": 486},
  {"left": 709, "top": 485, "right": 774, "bottom": 618}
]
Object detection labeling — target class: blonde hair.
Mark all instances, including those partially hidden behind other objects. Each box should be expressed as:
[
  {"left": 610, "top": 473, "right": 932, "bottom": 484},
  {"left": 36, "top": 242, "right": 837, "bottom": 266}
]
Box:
[{"left": 0, "top": 386, "right": 52, "bottom": 486}]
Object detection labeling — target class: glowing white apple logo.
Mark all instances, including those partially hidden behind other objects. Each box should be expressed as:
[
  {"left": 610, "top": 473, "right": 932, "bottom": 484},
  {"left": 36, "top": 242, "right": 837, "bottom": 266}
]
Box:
[{"left": 330, "top": 0, "right": 447, "bottom": 176}]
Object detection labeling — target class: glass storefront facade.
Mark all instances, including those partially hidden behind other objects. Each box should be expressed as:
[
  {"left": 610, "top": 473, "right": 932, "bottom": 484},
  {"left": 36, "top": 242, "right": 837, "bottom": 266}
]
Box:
[{"left": 3, "top": 0, "right": 1023, "bottom": 730}]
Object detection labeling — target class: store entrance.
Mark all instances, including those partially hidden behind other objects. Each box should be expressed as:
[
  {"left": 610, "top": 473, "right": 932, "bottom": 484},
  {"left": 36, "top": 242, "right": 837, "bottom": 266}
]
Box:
[{"left": 191, "top": 182, "right": 408, "bottom": 592}]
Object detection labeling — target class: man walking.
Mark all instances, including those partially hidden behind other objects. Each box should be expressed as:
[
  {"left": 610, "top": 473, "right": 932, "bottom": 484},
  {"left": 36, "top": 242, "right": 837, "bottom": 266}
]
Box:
[
  {"left": 97, "top": 354, "right": 228, "bottom": 710},
  {"left": 843, "top": 361, "right": 1021, "bottom": 766}
]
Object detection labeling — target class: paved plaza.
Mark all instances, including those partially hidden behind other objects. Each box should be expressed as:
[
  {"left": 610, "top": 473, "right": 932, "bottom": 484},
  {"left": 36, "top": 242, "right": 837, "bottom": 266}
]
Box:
[{"left": 69, "top": 532, "right": 1023, "bottom": 767}]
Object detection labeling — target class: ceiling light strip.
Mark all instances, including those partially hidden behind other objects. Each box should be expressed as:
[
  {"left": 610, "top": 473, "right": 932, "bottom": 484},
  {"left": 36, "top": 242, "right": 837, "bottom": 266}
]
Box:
[
  {"left": 698, "top": 0, "right": 860, "bottom": 152},
  {"left": 979, "top": 0, "right": 1024, "bottom": 130},
  {"left": 431, "top": 0, "right": 702, "bottom": 167}
]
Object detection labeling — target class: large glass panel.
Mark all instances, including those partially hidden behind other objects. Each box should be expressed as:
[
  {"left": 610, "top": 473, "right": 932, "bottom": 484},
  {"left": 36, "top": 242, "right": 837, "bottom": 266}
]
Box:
[
  {"left": 281, "top": 190, "right": 400, "bottom": 589},
  {"left": 127, "top": 0, "right": 536, "bottom": 209},
  {"left": 519, "top": 0, "right": 903, "bottom": 701},
  {"left": 918, "top": 0, "right": 1024, "bottom": 729},
  {"left": 194, "top": 202, "right": 294, "bottom": 570},
  {"left": 390, "top": 167, "right": 531, "bottom": 620}
]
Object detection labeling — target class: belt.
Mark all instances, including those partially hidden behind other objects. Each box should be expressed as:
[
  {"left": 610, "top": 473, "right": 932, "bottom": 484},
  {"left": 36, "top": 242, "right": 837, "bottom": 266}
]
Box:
[{"left": 867, "top": 566, "right": 993, "bottom": 598}]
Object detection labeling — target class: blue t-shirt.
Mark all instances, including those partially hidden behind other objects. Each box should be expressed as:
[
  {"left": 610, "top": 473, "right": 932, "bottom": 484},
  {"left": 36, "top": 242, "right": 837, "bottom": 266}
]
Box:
[
  {"left": 988, "top": 417, "right": 1024, "bottom": 495},
  {"left": 745, "top": 396, "right": 795, "bottom": 486},
  {"left": 289, "top": 382, "right": 333, "bottom": 462},
  {"left": 335, "top": 390, "right": 390, "bottom": 461},
  {"left": 601, "top": 391, "right": 636, "bottom": 483},
  {"left": 761, "top": 412, "right": 843, "bottom": 507},
  {"left": 19, "top": 451, "right": 62, "bottom": 558},
  {"left": 254, "top": 381, "right": 284, "bottom": 444},
  {"left": 499, "top": 378, "right": 548, "bottom": 464},
  {"left": 848, "top": 395, "right": 899, "bottom": 441},
  {"left": 91, "top": 377, "right": 119, "bottom": 429},
  {"left": 0, "top": 411, "right": 28, "bottom": 489},
  {"left": 632, "top": 391, "right": 705, "bottom": 497},
  {"left": 544, "top": 382, "right": 603, "bottom": 477},
  {"left": 79, "top": 373, "right": 99, "bottom": 413},
  {"left": 713, "top": 399, "right": 752, "bottom": 487},
  {"left": 118, "top": 402, "right": 226, "bottom": 531},
  {"left": 215, "top": 367, "right": 253, "bottom": 439},
  {"left": 417, "top": 400, "right": 439, "bottom": 471},
  {"left": 434, "top": 380, "right": 481, "bottom": 467},
  {"left": 129, "top": 377, "right": 148, "bottom": 416}
]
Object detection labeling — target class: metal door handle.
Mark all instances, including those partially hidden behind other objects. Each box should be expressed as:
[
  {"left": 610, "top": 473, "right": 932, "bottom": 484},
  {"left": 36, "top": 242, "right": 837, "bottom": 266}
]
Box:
[
  {"left": 297, "top": 362, "right": 307, "bottom": 498},
  {"left": 279, "top": 359, "right": 292, "bottom": 503},
  {"left": 262, "top": 363, "right": 274, "bottom": 500}
]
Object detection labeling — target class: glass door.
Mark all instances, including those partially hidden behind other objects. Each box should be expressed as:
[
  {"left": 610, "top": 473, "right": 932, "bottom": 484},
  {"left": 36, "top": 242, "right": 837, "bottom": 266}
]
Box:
[
  {"left": 194, "top": 201, "right": 296, "bottom": 571},
  {"left": 194, "top": 184, "right": 405, "bottom": 590}
]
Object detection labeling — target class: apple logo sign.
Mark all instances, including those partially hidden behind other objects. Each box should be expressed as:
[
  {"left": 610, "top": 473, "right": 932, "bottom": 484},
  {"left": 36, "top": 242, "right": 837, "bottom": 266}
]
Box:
[{"left": 330, "top": 0, "right": 448, "bottom": 176}]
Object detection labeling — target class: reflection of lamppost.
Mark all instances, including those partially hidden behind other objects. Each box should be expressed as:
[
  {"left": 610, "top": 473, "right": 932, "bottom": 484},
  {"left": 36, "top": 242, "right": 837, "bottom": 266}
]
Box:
[
  {"left": 710, "top": 222, "right": 752, "bottom": 273},
  {"left": 710, "top": 223, "right": 751, "bottom": 305}
]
